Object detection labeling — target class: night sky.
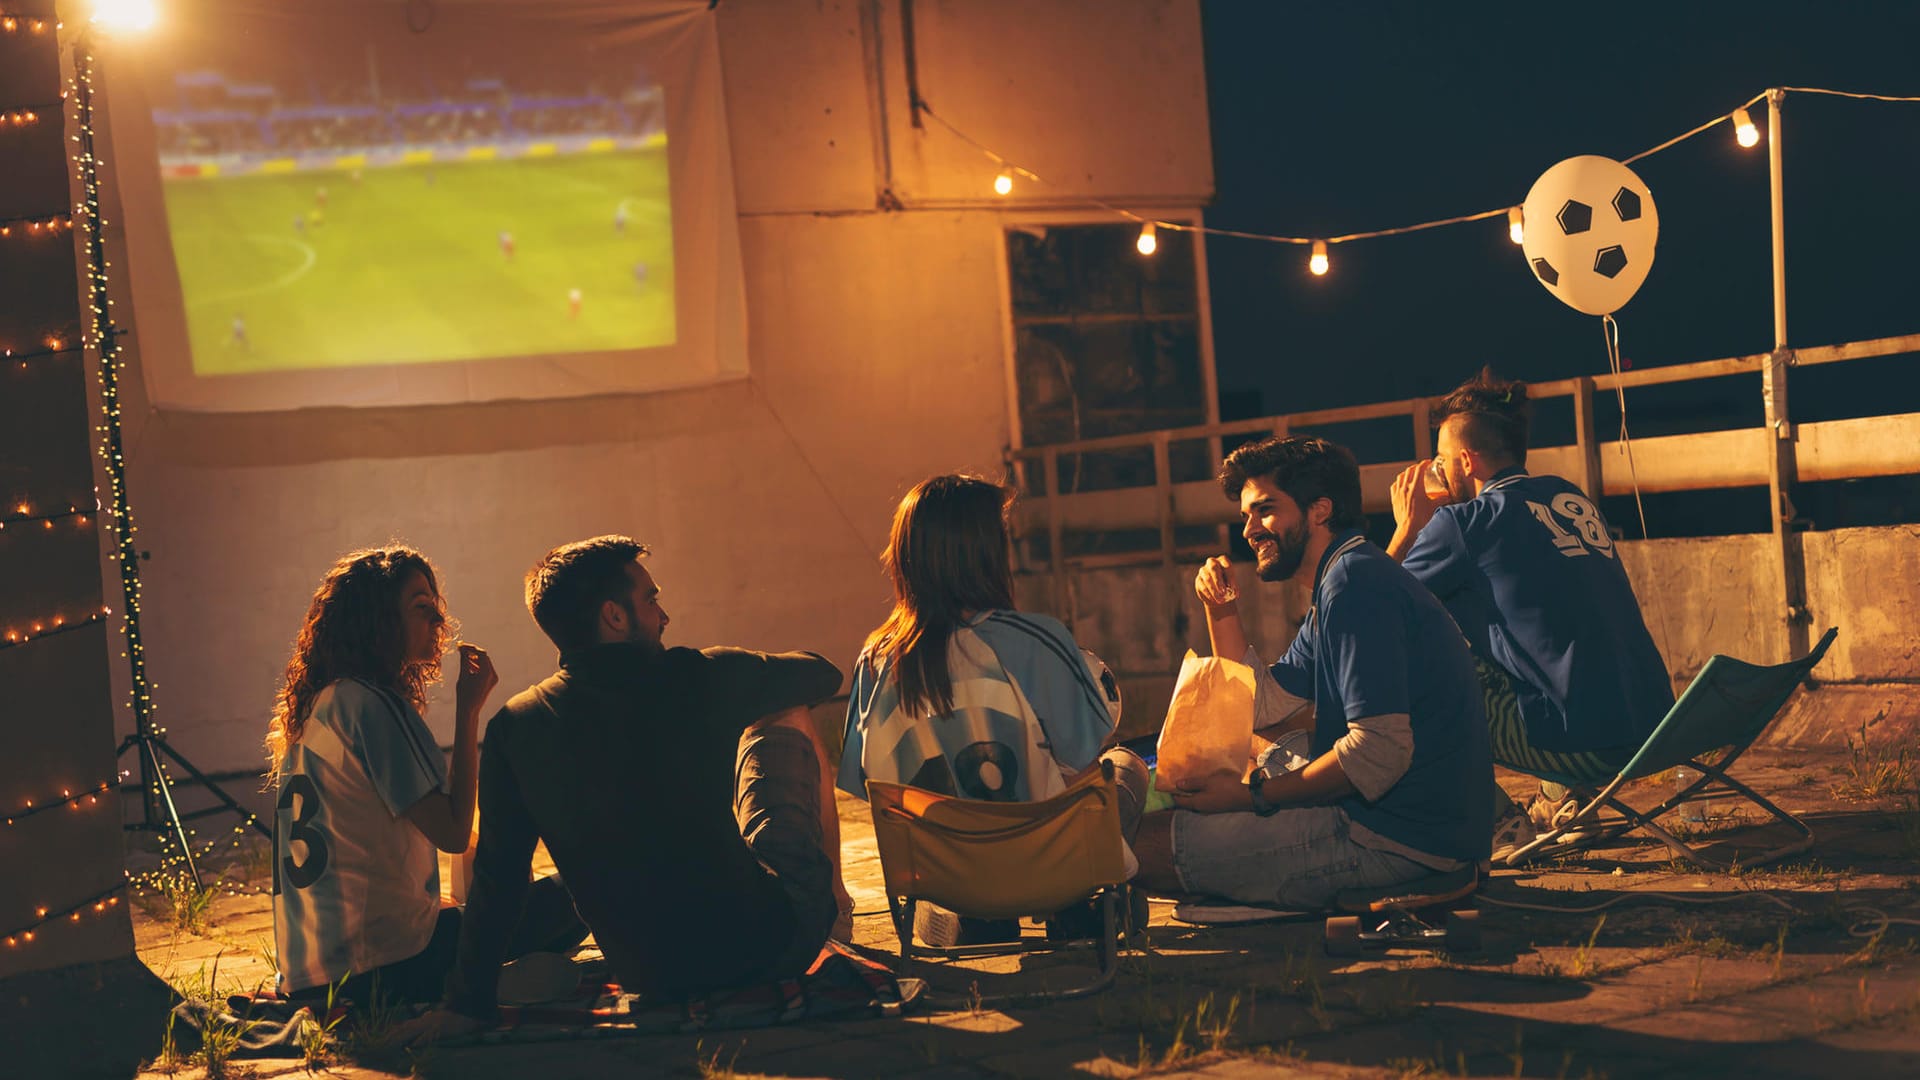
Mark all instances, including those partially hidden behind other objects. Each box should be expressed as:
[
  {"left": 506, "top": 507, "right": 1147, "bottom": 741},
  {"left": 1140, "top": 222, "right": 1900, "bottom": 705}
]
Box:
[{"left": 1200, "top": 1, "right": 1920, "bottom": 534}]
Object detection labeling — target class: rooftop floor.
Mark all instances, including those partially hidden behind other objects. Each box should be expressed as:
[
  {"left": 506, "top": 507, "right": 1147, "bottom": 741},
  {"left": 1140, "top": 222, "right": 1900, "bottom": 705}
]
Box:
[{"left": 130, "top": 744, "right": 1920, "bottom": 1079}]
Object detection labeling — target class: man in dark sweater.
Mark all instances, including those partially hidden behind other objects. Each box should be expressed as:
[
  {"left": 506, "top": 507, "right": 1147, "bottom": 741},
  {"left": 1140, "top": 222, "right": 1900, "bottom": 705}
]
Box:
[{"left": 404, "top": 535, "right": 849, "bottom": 1039}]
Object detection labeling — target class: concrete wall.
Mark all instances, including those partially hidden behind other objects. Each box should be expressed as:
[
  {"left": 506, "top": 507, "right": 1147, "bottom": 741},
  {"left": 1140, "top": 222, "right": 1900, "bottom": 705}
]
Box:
[
  {"left": 1036, "top": 526, "right": 1920, "bottom": 744},
  {"left": 106, "top": 1, "right": 1214, "bottom": 774}
]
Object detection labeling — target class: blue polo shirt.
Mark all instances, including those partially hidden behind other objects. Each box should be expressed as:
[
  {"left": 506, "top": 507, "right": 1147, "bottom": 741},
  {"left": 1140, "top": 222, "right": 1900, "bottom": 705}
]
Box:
[
  {"left": 1271, "top": 531, "right": 1492, "bottom": 863},
  {"left": 1400, "top": 467, "right": 1674, "bottom": 754}
]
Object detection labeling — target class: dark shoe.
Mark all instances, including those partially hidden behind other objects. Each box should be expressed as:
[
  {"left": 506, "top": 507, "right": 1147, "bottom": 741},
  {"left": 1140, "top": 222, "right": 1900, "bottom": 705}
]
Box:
[
  {"left": 913, "top": 903, "right": 1020, "bottom": 948},
  {"left": 1045, "top": 887, "right": 1144, "bottom": 942}
]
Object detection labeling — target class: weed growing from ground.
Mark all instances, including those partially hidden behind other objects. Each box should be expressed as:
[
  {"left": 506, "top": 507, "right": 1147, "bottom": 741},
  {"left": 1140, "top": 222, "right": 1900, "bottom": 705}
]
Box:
[{"left": 1831, "top": 721, "right": 1914, "bottom": 801}]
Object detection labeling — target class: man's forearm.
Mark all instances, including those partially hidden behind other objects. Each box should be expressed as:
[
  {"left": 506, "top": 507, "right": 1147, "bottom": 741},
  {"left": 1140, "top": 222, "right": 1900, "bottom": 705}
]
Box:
[
  {"left": 1256, "top": 749, "right": 1355, "bottom": 807},
  {"left": 1204, "top": 602, "right": 1250, "bottom": 661},
  {"left": 1385, "top": 524, "right": 1419, "bottom": 562}
]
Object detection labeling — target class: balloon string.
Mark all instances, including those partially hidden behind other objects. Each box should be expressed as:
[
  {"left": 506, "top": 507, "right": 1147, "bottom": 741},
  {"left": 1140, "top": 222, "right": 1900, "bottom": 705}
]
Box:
[{"left": 1602, "top": 314, "right": 1650, "bottom": 541}]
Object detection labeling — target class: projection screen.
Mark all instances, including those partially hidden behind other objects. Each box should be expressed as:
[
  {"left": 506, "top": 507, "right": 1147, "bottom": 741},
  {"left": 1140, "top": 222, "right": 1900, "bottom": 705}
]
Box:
[{"left": 104, "top": 0, "right": 746, "bottom": 411}]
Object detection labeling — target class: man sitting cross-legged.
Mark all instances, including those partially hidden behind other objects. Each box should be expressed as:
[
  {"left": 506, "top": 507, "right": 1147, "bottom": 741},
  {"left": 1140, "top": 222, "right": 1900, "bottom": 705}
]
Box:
[
  {"left": 1386, "top": 373, "right": 1675, "bottom": 853},
  {"left": 1134, "top": 436, "right": 1493, "bottom": 910},
  {"left": 402, "top": 535, "right": 851, "bottom": 1041}
]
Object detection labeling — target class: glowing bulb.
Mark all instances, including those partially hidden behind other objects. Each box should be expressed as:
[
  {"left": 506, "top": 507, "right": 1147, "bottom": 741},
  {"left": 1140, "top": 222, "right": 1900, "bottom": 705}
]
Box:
[
  {"left": 1732, "top": 107, "right": 1759, "bottom": 148},
  {"left": 1136, "top": 222, "right": 1158, "bottom": 256},
  {"left": 1508, "top": 206, "right": 1525, "bottom": 245},
  {"left": 91, "top": 0, "right": 158, "bottom": 33},
  {"left": 1308, "top": 240, "right": 1330, "bottom": 277},
  {"left": 992, "top": 169, "right": 1013, "bottom": 196}
]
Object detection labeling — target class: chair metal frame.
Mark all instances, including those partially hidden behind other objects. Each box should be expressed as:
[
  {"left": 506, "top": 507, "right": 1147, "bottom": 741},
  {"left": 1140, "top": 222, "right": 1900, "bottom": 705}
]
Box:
[{"left": 1504, "top": 627, "right": 1838, "bottom": 870}]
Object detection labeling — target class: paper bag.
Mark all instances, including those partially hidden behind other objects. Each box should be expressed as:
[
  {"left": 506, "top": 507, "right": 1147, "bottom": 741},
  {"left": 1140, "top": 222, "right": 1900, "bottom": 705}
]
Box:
[{"left": 1155, "top": 650, "right": 1256, "bottom": 790}]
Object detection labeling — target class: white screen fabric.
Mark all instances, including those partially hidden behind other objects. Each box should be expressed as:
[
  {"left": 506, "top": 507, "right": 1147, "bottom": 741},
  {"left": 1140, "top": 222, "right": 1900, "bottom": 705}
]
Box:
[{"left": 104, "top": 0, "right": 747, "bottom": 411}]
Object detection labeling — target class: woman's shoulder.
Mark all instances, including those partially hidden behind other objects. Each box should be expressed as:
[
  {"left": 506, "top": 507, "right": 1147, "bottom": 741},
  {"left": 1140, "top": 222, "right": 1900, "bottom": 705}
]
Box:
[
  {"left": 312, "top": 676, "right": 415, "bottom": 723},
  {"left": 975, "top": 608, "right": 1075, "bottom": 645}
]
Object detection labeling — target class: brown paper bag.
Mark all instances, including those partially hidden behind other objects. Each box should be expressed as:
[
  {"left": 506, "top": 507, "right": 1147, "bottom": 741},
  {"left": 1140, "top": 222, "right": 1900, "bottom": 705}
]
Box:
[{"left": 1155, "top": 650, "right": 1256, "bottom": 790}]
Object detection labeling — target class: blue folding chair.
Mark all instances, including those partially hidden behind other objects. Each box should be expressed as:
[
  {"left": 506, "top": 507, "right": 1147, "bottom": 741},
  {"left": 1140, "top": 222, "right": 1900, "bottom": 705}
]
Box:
[{"left": 1504, "top": 627, "right": 1838, "bottom": 869}]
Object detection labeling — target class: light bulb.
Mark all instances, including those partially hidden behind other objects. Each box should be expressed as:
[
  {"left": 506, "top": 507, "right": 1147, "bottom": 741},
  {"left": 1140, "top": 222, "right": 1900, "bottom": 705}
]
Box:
[
  {"left": 1308, "top": 240, "right": 1329, "bottom": 277},
  {"left": 1136, "top": 222, "right": 1158, "bottom": 256},
  {"left": 992, "top": 169, "right": 1013, "bottom": 196},
  {"left": 91, "top": 0, "right": 158, "bottom": 33},
  {"left": 1508, "top": 206, "right": 1525, "bottom": 245},
  {"left": 1732, "top": 108, "right": 1760, "bottom": 148}
]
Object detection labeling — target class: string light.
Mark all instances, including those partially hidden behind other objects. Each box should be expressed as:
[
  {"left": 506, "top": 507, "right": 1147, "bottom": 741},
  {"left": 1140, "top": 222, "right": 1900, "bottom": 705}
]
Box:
[
  {"left": 1508, "top": 206, "right": 1525, "bottom": 245},
  {"left": 0, "top": 606, "right": 111, "bottom": 649},
  {"left": 0, "top": 503, "right": 99, "bottom": 533},
  {"left": 0, "top": 15, "right": 55, "bottom": 34},
  {"left": 1136, "top": 221, "right": 1158, "bottom": 256},
  {"left": 2, "top": 885, "right": 125, "bottom": 950},
  {"left": 2, "top": 774, "right": 125, "bottom": 828},
  {"left": 0, "top": 211, "right": 72, "bottom": 234},
  {"left": 1, "top": 107, "right": 43, "bottom": 126},
  {"left": 1308, "top": 239, "right": 1330, "bottom": 277},
  {"left": 926, "top": 86, "right": 1920, "bottom": 267}
]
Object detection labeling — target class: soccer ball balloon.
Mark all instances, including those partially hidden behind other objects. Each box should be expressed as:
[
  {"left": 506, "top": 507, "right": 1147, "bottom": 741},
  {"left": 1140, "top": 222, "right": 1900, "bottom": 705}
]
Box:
[
  {"left": 1520, "top": 155, "right": 1659, "bottom": 316},
  {"left": 1081, "top": 648, "right": 1124, "bottom": 728}
]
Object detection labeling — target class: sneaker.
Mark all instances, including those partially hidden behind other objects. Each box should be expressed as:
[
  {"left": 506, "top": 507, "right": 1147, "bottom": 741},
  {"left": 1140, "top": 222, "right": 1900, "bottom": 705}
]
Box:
[
  {"left": 912, "top": 902, "right": 1020, "bottom": 948},
  {"left": 1490, "top": 806, "right": 1537, "bottom": 863},
  {"left": 1528, "top": 791, "right": 1596, "bottom": 844}
]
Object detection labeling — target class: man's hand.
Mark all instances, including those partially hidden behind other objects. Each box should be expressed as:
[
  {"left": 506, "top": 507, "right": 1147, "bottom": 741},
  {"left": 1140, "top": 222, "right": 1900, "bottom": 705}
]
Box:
[
  {"left": 1193, "top": 555, "right": 1239, "bottom": 610},
  {"left": 1390, "top": 460, "right": 1449, "bottom": 534},
  {"left": 392, "top": 1007, "right": 485, "bottom": 1049},
  {"left": 1168, "top": 770, "right": 1254, "bottom": 814}
]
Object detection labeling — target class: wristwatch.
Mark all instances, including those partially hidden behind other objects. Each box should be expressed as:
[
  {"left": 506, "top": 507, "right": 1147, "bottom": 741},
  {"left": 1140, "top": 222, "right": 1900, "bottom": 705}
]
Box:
[{"left": 1246, "top": 769, "right": 1282, "bottom": 817}]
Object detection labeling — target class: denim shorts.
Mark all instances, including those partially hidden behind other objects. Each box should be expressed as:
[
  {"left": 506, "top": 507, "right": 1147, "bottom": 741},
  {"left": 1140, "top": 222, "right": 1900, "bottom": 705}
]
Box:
[{"left": 1171, "top": 805, "right": 1433, "bottom": 911}]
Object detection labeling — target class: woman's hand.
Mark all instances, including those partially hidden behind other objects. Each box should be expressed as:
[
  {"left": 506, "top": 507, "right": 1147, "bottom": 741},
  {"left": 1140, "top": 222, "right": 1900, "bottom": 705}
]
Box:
[{"left": 454, "top": 643, "right": 498, "bottom": 718}]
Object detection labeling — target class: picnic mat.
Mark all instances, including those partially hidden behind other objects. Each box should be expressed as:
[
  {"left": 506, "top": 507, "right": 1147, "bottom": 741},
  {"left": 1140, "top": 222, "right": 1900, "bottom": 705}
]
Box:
[{"left": 450, "top": 941, "right": 926, "bottom": 1045}]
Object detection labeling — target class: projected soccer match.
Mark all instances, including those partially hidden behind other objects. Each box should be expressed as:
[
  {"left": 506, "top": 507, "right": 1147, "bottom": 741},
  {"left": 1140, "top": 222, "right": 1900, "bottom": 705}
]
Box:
[{"left": 149, "top": 14, "right": 676, "bottom": 376}]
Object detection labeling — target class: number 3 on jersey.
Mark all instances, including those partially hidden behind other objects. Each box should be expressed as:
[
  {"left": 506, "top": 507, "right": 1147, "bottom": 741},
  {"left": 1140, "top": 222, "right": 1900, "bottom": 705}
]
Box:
[
  {"left": 1525, "top": 494, "right": 1616, "bottom": 559},
  {"left": 275, "top": 774, "right": 330, "bottom": 892}
]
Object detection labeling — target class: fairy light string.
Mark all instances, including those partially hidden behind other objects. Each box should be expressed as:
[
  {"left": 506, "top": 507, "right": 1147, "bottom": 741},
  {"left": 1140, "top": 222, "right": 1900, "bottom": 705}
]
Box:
[
  {"left": 2, "top": 885, "right": 126, "bottom": 950},
  {"left": 2, "top": 773, "right": 126, "bottom": 828},
  {"left": 935, "top": 85, "right": 1920, "bottom": 273}
]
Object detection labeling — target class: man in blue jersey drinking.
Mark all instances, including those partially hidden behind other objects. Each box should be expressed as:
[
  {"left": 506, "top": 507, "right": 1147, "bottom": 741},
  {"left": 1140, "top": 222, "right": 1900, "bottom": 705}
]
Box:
[
  {"left": 1387, "top": 372, "right": 1675, "bottom": 854},
  {"left": 1133, "top": 436, "right": 1493, "bottom": 909}
]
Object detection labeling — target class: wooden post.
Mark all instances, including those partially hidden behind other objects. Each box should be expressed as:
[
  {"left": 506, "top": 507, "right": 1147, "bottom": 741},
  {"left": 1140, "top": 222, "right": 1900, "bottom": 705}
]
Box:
[
  {"left": 1043, "top": 447, "right": 1068, "bottom": 623},
  {"left": 1152, "top": 432, "right": 1174, "bottom": 566},
  {"left": 1411, "top": 398, "right": 1433, "bottom": 461},
  {"left": 1763, "top": 350, "right": 1810, "bottom": 661},
  {"left": 1572, "top": 375, "right": 1604, "bottom": 500}
]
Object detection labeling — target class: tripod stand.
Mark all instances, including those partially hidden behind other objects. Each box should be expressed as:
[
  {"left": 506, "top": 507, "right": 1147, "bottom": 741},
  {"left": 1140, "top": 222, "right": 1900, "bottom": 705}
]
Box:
[{"left": 70, "top": 29, "right": 270, "bottom": 888}]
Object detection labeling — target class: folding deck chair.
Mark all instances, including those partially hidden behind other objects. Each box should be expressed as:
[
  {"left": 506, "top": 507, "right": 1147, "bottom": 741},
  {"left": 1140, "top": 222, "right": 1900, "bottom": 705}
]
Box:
[
  {"left": 1503, "top": 627, "right": 1838, "bottom": 870},
  {"left": 866, "top": 759, "right": 1132, "bottom": 1003}
]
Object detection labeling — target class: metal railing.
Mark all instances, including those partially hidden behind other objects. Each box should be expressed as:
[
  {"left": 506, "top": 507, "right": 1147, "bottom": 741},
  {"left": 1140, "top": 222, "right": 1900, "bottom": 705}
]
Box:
[{"left": 1008, "top": 332, "right": 1920, "bottom": 658}]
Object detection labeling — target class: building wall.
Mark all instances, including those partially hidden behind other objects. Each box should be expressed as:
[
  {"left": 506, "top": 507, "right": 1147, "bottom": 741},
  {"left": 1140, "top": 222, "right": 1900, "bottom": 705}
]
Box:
[{"left": 107, "top": 0, "right": 1214, "bottom": 773}]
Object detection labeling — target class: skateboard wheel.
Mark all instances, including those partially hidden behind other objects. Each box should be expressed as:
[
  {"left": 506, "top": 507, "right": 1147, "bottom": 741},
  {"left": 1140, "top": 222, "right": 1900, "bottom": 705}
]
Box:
[
  {"left": 1444, "top": 909, "right": 1481, "bottom": 951},
  {"left": 1324, "top": 915, "right": 1362, "bottom": 957}
]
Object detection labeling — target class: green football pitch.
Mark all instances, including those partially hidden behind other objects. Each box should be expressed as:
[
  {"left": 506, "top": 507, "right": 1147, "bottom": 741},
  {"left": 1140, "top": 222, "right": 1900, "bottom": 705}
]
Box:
[{"left": 160, "top": 149, "right": 675, "bottom": 375}]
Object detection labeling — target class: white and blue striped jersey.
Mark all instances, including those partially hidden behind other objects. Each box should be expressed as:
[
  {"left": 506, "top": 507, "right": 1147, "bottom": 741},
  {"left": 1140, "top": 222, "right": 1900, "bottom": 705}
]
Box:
[
  {"left": 272, "top": 678, "right": 445, "bottom": 993},
  {"left": 838, "top": 610, "right": 1116, "bottom": 803}
]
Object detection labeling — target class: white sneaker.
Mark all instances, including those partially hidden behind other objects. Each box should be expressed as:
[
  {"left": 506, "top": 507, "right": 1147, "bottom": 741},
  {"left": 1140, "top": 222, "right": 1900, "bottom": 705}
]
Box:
[{"left": 1490, "top": 807, "right": 1537, "bottom": 863}]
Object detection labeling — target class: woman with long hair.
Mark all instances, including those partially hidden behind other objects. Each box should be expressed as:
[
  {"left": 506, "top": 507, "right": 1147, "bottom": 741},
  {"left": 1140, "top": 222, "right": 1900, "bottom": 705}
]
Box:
[
  {"left": 837, "top": 474, "right": 1147, "bottom": 943},
  {"left": 268, "top": 546, "right": 578, "bottom": 1006}
]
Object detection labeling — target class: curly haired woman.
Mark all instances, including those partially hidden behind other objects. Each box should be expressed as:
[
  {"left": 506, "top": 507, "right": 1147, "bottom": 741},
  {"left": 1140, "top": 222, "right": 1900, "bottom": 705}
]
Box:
[{"left": 267, "top": 546, "right": 579, "bottom": 1007}]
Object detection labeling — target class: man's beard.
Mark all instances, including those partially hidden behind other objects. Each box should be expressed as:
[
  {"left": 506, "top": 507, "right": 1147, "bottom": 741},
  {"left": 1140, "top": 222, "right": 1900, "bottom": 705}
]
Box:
[{"left": 1252, "top": 518, "right": 1310, "bottom": 582}]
